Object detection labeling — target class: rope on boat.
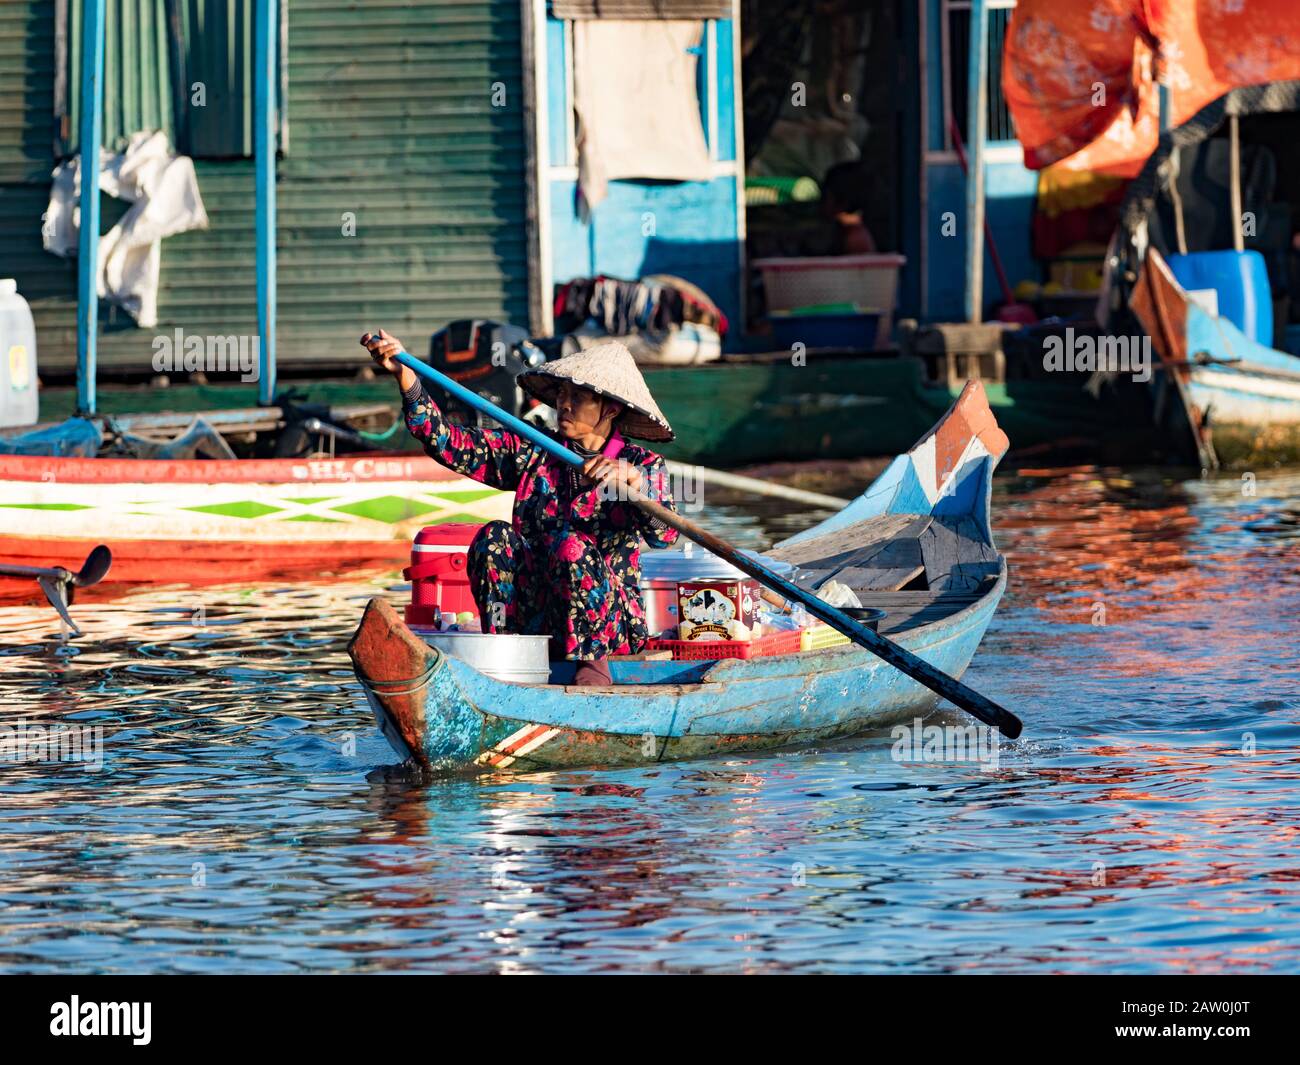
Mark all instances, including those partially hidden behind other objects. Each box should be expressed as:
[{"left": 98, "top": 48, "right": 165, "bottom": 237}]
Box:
[
  {"left": 355, "top": 418, "right": 404, "bottom": 443},
  {"left": 353, "top": 657, "right": 439, "bottom": 696}
]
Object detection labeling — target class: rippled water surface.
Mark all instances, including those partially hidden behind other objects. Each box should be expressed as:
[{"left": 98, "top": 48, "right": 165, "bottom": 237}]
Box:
[{"left": 1, "top": 466, "right": 1297, "bottom": 973}]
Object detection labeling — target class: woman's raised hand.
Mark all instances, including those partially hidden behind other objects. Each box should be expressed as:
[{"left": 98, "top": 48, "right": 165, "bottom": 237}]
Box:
[
  {"left": 361, "top": 329, "right": 406, "bottom": 375},
  {"left": 581, "top": 456, "right": 644, "bottom": 496}
]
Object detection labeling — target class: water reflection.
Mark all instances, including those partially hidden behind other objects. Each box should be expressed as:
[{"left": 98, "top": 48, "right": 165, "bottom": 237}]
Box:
[{"left": 0, "top": 466, "right": 1297, "bottom": 972}]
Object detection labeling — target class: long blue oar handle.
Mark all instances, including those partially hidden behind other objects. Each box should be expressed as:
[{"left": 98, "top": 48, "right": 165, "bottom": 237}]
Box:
[{"left": 388, "top": 347, "right": 585, "bottom": 470}]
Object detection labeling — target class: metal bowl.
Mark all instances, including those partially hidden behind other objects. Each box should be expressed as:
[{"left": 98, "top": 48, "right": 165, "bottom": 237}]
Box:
[
  {"left": 410, "top": 628, "right": 551, "bottom": 684},
  {"left": 840, "top": 606, "right": 887, "bottom": 632}
]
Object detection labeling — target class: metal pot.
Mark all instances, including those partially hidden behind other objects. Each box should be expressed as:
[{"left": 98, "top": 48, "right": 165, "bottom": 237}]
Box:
[
  {"left": 410, "top": 628, "right": 551, "bottom": 684},
  {"left": 841, "top": 606, "right": 887, "bottom": 632}
]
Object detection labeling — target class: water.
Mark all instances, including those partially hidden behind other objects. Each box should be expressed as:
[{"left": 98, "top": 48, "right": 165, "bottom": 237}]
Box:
[{"left": 1, "top": 466, "right": 1297, "bottom": 974}]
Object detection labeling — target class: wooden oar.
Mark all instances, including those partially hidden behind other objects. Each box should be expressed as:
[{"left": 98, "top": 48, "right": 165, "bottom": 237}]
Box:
[
  {"left": 385, "top": 346, "right": 1023, "bottom": 739},
  {"left": 0, "top": 544, "right": 112, "bottom": 637}
]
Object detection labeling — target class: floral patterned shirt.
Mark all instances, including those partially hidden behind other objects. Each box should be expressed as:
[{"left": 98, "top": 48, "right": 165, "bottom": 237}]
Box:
[{"left": 401, "top": 382, "right": 679, "bottom": 649}]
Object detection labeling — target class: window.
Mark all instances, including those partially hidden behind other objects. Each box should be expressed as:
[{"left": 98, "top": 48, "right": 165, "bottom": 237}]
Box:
[
  {"left": 60, "top": 0, "right": 283, "bottom": 160},
  {"left": 943, "top": 0, "right": 1018, "bottom": 148}
]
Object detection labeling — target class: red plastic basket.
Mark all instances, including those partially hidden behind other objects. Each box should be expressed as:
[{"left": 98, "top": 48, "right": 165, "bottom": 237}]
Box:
[{"left": 646, "top": 628, "right": 804, "bottom": 661}]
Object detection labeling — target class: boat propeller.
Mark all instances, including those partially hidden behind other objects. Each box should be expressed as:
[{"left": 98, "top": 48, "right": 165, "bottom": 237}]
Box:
[{"left": 0, "top": 544, "right": 113, "bottom": 637}]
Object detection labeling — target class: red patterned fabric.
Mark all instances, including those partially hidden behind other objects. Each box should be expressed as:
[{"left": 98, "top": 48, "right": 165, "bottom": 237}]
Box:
[{"left": 1005, "top": 0, "right": 1300, "bottom": 175}]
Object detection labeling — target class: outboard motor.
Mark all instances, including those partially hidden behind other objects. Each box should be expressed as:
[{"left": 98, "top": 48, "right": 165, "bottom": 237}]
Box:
[{"left": 426, "top": 320, "right": 548, "bottom": 428}]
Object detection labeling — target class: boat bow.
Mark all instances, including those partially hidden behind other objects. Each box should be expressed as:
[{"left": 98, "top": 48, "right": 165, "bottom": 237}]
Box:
[{"left": 348, "top": 597, "right": 483, "bottom": 769}]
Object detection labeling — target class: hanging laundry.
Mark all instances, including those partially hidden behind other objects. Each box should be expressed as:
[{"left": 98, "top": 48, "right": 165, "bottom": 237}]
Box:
[
  {"left": 572, "top": 20, "right": 713, "bottom": 213},
  {"left": 43, "top": 130, "right": 209, "bottom": 328},
  {"left": 554, "top": 274, "right": 728, "bottom": 338},
  {"left": 552, "top": 273, "right": 727, "bottom": 366}
]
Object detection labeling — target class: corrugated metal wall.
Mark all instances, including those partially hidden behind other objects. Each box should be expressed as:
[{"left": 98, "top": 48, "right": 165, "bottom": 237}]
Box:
[
  {"left": 0, "top": 0, "right": 56, "bottom": 182},
  {"left": 0, "top": 0, "right": 531, "bottom": 374},
  {"left": 0, "top": 0, "right": 69, "bottom": 343}
]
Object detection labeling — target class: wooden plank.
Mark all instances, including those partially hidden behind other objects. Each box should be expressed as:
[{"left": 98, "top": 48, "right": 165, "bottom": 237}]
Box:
[
  {"left": 767, "top": 513, "right": 916, "bottom": 566},
  {"left": 918, "top": 516, "right": 999, "bottom": 591},
  {"left": 780, "top": 515, "right": 934, "bottom": 595},
  {"left": 845, "top": 564, "right": 926, "bottom": 591}
]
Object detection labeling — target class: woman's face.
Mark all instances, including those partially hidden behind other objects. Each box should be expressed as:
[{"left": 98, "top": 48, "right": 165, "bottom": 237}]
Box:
[{"left": 555, "top": 381, "right": 618, "bottom": 440}]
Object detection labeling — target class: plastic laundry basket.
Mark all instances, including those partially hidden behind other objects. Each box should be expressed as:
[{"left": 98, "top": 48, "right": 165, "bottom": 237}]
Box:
[
  {"left": 753, "top": 254, "right": 906, "bottom": 348},
  {"left": 753, "top": 254, "right": 905, "bottom": 311}
]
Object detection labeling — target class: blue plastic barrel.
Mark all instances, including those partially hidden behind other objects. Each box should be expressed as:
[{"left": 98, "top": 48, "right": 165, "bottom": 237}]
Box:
[{"left": 1167, "top": 249, "right": 1273, "bottom": 344}]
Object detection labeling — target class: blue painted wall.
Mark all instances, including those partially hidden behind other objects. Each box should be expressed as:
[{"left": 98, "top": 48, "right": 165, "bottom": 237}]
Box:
[
  {"left": 924, "top": 158, "right": 1038, "bottom": 322},
  {"left": 545, "top": 14, "right": 743, "bottom": 342}
]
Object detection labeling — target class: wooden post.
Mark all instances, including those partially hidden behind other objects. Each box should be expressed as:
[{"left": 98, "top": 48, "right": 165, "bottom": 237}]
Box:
[
  {"left": 75, "top": 0, "right": 106, "bottom": 416},
  {"left": 1229, "top": 114, "right": 1244, "bottom": 252},
  {"left": 255, "top": 0, "right": 278, "bottom": 405},
  {"left": 964, "top": 0, "right": 989, "bottom": 324},
  {"left": 1159, "top": 81, "right": 1188, "bottom": 254}
]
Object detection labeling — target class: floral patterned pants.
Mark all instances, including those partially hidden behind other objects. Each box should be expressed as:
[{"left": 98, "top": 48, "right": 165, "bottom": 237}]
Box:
[{"left": 466, "top": 520, "right": 631, "bottom": 661}]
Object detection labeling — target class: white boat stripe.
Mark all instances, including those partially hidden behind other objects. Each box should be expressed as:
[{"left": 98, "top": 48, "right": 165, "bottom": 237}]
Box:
[
  {"left": 912, "top": 435, "right": 938, "bottom": 505},
  {"left": 510, "top": 728, "right": 561, "bottom": 759},
  {"left": 494, "top": 723, "right": 548, "bottom": 753},
  {"left": 1192, "top": 368, "right": 1300, "bottom": 405}
]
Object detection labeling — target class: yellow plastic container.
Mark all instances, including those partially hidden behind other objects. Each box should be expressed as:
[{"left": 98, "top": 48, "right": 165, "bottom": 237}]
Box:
[{"left": 799, "top": 624, "right": 852, "bottom": 652}]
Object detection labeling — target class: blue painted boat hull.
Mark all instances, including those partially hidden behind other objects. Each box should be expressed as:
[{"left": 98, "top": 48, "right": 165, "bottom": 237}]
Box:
[{"left": 1133, "top": 248, "right": 1300, "bottom": 466}]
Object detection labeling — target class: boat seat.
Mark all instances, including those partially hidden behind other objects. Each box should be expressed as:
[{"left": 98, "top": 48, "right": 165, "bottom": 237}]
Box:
[{"left": 850, "top": 588, "right": 989, "bottom": 634}]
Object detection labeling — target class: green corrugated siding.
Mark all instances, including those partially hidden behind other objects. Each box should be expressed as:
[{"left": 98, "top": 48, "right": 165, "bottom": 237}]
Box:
[
  {"left": 0, "top": 0, "right": 530, "bottom": 373},
  {"left": 0, "top": 0, "right": 56, "bottom": 182}
]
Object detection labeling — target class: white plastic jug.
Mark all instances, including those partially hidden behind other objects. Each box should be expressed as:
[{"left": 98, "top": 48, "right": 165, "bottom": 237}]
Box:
[{"left": 0, "top": 279, "right": 38, "bottom": 428}]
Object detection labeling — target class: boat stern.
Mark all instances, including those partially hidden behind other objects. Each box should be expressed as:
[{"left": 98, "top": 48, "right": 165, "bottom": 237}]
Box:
[{"left": 347, "top": 597, "right": 485, "bottom": 771}]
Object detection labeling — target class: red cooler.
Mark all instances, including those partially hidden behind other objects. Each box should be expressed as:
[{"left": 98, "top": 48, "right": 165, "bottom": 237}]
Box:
[{"left": 404, "top": 523, "right": 484, "bottom": 627}]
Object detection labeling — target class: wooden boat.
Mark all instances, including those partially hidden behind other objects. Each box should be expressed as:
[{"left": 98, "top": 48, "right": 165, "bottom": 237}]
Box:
[
  {"left": 349, "top": 380, "right": 1010, "bottom": 774},
  {"left": 0, "top": 451, "right": 510, "bottom": 593},
  {"left": 1131, "top": 247, "right": 1300, "bottom": 468}
]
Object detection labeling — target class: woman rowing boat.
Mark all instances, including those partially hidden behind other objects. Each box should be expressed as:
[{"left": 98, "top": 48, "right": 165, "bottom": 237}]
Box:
[{"left": 363, "top": 331, "right": 680, "bottom": 686}]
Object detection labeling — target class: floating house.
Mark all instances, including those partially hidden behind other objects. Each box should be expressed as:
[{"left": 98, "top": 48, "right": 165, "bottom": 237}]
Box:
[
  {"left": 0, "top": 0, "right": 749, "bottom": 378},
  {"left": 0, "top": 0, "right": 1057, "bottom": 383}
]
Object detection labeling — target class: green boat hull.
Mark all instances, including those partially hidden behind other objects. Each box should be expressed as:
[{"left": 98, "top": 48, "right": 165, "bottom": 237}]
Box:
[{"left": 36, "top": 354, "right": 1159, "bottom": 468}]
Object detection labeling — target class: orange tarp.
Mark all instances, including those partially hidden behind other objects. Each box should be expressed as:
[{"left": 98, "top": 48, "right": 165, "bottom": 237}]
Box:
[{"left": 1004, "top": 0, "right": 1300, "bottom": 176}]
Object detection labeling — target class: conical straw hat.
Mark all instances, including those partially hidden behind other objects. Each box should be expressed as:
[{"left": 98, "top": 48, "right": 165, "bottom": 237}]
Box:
[{"left": 517, "top": 341, "right": 674, "bottom": 442}]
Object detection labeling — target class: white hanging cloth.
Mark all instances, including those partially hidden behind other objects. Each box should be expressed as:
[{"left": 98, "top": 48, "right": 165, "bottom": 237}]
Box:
[
  {"left": 43, "top": 130, "right": 209, "bottom": 328},
  {"left": 573, "top": 20, "right": 713, "bottom": 213}
]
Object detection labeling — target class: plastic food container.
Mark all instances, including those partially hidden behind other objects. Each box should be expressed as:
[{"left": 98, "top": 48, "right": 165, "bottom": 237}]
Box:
[
  {"left": 800, "top": 624, "right": 852, "bottom": 651},
  {"left": 404, "top": 522, "right": 483, "bottom": 627},
  {"left": 1167, "top": 249, "right": 1272, "bottom": 344},
  {"left": 800, "top": 607, "right": 887, "bottom": 650},
  {"left": 753, "top": 254, "right": 906, "bottom": 348}
]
